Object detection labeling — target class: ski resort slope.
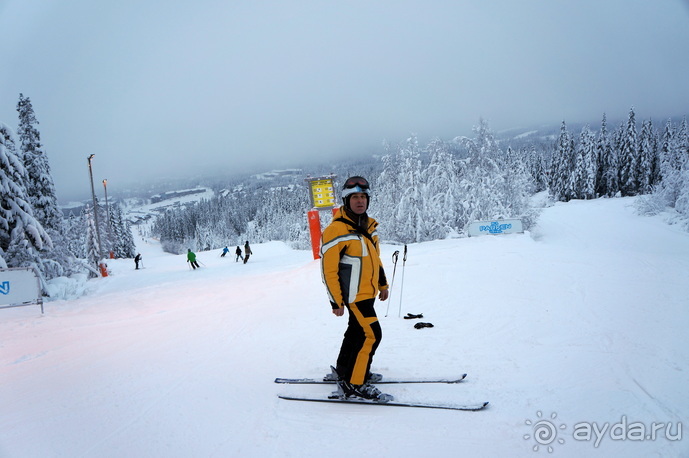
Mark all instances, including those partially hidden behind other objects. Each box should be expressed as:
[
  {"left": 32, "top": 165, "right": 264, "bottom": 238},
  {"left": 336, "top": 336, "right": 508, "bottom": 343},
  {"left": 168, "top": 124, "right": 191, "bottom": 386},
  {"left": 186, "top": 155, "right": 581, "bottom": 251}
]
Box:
[{"left": 1, "top": 197, "right": 688, "bottom": 457}]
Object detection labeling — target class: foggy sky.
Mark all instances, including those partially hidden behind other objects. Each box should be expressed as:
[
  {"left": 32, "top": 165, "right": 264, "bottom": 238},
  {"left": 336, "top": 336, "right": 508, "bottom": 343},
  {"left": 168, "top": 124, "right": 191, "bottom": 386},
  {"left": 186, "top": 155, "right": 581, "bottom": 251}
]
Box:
[{"left": 2, "top": 0, "right": 689, "bottom": 202}]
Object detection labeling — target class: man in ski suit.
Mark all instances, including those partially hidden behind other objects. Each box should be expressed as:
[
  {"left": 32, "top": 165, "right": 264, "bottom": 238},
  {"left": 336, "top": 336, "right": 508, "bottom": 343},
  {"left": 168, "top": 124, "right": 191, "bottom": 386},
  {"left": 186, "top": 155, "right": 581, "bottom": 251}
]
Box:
[{"left": 320, "top": 176, "right": 390, "bottom": 401}]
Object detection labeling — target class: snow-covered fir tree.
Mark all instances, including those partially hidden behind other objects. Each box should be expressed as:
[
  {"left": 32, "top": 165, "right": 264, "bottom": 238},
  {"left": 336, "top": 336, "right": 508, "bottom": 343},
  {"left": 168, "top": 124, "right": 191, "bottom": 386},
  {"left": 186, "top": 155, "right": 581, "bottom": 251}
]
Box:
[
  {"left": 389, "top": 134, "right": 426, "bottom": 243},
  {"left": 619, "top": 107, "right": 640, "bottom": 196},
  {"left": 423, "top": 137, "right": 462, "bottom": 238},
  {"left": 654, "top": 118, "right": 689, "bottom": 209},
  {"left": 573, "top": 125, "right": 597, "bottom": 200},
  {"left": 64, "top": 213, "right": 87, "bottom": 258},
  {"left": 84, "top": 205, "right": 102, "bottom": 277},
  {"left": 524, "top": 145, "right": 548, "bottom": 193},
  {"left": 456, "top": 120, "right": 504, "bottom": 223},
  {"left": 550, "top": 121, "right": 576, "bottom": 201},
  {"left": 502, "top": 145, "right": 535, "bottom": 218},
  {"left": 0, "top": 122, "right": 50, "bottom": 273},
  {"left": 455, "top": 119, "right": 535, "bottom": 229},
  {"left": 17, "top": 94, "right": 63, "bottom": 233},
  {"left": 375, "top": 140, "right": 404, "bottom": 239},
  {"left": 111, "top": 204, "right": 136, "bottom": 258},
  {"left": 16, "top": 94, "right": 80, "bottom": 281},
  {"left": 596, "top": 113, "right": 619, "bottom": 197},
  {"left": 637, "top": 119, "right": 659, "bottom": 195}
]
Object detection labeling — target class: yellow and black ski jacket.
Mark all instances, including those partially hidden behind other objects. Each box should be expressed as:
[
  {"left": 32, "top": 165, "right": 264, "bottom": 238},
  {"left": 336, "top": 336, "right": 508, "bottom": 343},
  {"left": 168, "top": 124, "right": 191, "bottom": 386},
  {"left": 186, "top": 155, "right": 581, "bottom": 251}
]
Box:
[{"left": 320, "top": 208, "right": 389, "bottom": 309}]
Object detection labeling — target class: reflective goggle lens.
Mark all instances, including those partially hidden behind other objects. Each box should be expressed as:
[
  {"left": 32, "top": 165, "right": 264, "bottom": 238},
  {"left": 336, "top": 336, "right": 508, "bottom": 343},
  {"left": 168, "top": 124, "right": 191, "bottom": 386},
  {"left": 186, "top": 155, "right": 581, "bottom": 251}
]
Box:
[{"left": 343, "top": 177, "right": 370, "bottom": 190}]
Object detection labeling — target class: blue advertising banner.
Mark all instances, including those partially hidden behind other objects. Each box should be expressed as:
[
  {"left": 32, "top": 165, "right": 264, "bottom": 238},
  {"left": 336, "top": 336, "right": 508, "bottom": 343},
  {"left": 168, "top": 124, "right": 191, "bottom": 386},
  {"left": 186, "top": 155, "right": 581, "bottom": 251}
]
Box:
[
  {"left": 0, "top": 267, "right": 42, "bottom": 313},
  {"left": 467, "top": 218, "right": 523, "bottom": 237}
]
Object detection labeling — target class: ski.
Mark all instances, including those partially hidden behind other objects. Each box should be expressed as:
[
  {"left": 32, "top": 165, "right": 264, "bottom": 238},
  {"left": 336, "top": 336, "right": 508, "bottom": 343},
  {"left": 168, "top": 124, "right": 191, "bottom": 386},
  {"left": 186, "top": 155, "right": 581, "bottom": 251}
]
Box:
[
  {"left": 278, "top": 394, "right": 488, "bottom": 411},
  {"left": 275, "top": 373, "right": 467, "bottom": 385}
]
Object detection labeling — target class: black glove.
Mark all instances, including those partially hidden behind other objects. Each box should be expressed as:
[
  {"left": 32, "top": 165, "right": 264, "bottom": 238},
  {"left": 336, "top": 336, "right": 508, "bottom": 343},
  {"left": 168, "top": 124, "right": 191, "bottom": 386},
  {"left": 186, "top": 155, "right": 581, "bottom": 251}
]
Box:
[{"left": 414, "top": 322, "right": 434, "bottom": 329}]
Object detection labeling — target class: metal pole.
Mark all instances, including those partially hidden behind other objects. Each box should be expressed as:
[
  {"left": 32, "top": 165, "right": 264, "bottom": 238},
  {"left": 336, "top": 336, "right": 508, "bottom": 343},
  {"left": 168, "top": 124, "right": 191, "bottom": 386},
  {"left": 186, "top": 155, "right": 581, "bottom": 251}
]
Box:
[{"left": 87, "top": 154, "right": 103, "bottom": 261}]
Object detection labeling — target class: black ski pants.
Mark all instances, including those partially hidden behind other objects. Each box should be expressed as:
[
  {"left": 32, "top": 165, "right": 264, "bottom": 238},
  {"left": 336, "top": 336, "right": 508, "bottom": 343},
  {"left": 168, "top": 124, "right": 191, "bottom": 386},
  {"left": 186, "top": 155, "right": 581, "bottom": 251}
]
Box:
[{"left": 336, "top": 298, "right": 381, "bottom": 385}]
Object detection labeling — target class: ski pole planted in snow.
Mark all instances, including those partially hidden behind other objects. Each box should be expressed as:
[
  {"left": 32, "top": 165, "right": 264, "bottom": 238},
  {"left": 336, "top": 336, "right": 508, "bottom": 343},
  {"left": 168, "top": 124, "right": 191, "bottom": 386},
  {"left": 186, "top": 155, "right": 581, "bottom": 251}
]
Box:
[
  {"left": 397, "top": 245, "right": 407, "bottom": 318},
  {"left": 385, "top": 250, "right": 400, "bottom": 317}
]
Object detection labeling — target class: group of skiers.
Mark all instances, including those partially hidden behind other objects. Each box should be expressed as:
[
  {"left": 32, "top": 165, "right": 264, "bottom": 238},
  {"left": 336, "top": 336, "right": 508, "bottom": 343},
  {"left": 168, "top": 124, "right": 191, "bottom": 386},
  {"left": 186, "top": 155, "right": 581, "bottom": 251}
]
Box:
[
  {"left": 186, "top": 241, "right": 253, "bottom": 270},
  {"left": 220, "top": 241, "right": 252, "bottom": 263},
  {"left": 186, "top": 241, "right": 252, "bottom": 269},
  {"left": 133, "top": 241, "right": 253, "bottom": 271}
]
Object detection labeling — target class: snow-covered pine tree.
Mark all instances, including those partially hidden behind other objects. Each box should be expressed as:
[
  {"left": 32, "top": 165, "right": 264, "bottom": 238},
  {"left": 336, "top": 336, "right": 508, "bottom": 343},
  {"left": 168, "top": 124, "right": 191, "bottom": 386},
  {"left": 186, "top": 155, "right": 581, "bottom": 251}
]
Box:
[
  {"left": 677, "top": 117, "right": 689, "bottom": 168},
  {"left": 524, "top": 145, "right": 548, "bottom": 193},
  {"left": 550, "top": 121, "right": 576, "bottom": 201},
  {"left": 376, "top": 134, "right": 426, "bottom": 243},
  {"left": 16, "top": 94, "right": 81, "bottom": 281},
  {"left": 456, "top": 119, "right": 510, "bottom": 227},
  {"left": 637, "top": 119, "right": 659, "bottom": 195},
  {"left": 84, "top": 205, "right": 101, "bottom": 276},
  {"left": 0, "top": 122, "right": 50, "bottom": 273},
  {"left": 64, "top": 213, "right": 87, "bottom": 258},
  {"left": 596, "top": 113, "right": 619, "bottom": 197},
  {"left": 669, "top": 118, "right": 689, "bottom": 219},
  {"left": 573, "top": 125, "right": 597, "bottom": 199},
  {"left": 501, "top": 145, "right": 535, "bottom": 222},
  {"left": 663, "top": 118, "right": 689, "bottom": 208},
  {"left": 17, "top": 94, "right": 63, "bottom": 233},
  {"left": 618, "top": 107, "right": 640, "bottom": 196},
  {"left": 374, "top": 140, "right": 403, "bottom": 240},
  {"left": 399, "top": 134, "right": 428, "bottom": 243},
  {"left": 111, "top": 204, "right": 136, "bottom": 258},
  {"left": 424, "top": 137, "right": 460, "bottom": 238}
]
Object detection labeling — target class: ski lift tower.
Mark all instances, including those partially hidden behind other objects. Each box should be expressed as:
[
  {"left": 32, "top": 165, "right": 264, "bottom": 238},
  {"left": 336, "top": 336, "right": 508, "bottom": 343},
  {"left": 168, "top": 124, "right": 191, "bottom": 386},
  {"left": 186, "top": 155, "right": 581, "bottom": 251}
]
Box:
[{"left": 304, "top": 174, "right": 338, "bottom": 260}]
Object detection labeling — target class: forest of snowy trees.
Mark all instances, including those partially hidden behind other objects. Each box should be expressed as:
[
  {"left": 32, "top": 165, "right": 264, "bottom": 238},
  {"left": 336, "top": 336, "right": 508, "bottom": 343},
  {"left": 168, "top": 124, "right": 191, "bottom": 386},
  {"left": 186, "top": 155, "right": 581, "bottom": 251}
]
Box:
[
  {"left": 152, "top": 108, "right": 689, "bottom": 253},
  {"left": 0, "top": 94, "right": 136, "bottom": 293},
  {"left": 3, "top": 93, "right": 688, "bottom": 295}
]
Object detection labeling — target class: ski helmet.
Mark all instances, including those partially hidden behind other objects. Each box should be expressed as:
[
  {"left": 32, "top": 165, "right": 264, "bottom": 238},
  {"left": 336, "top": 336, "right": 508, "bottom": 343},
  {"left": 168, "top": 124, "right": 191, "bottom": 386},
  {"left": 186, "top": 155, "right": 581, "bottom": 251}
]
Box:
[{"left": 342, "top": 176, "right": 370, "bottom": 211}]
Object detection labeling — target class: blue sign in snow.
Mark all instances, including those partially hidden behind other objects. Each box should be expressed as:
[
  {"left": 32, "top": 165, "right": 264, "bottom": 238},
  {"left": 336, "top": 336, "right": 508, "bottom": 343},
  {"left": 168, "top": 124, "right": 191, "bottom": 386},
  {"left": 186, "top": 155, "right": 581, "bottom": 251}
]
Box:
[
  {"left": 479, "top": 222, "right": 513, "bottom": 234},
  {"left": 0, "top": 281, "right": 9, "bottom": 295}
]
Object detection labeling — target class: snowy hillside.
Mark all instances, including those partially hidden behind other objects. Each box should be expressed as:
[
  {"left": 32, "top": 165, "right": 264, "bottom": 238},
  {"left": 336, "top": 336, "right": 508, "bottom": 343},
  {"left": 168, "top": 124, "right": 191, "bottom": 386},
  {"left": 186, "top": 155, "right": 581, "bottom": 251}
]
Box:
[{"left": 1, "top": 197, "right": 688, "bottom": 457}]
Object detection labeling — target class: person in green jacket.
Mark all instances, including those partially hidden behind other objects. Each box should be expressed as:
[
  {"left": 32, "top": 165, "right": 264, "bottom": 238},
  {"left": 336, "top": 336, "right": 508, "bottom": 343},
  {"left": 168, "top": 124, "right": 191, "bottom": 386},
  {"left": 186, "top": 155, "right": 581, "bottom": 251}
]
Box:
[{"left": 187, "top": 249, "right": 200, "bottom": 269}]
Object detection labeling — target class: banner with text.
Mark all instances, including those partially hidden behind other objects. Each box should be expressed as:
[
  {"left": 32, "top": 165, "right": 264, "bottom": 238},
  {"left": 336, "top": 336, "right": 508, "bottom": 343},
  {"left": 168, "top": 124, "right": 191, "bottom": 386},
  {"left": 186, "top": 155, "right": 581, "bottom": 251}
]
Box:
[
  {"left": 0, "top": 267, "right": 42, "bottom": 311},
  {"left": 467, "top": 218, "right": 523, "bottom": 237}
]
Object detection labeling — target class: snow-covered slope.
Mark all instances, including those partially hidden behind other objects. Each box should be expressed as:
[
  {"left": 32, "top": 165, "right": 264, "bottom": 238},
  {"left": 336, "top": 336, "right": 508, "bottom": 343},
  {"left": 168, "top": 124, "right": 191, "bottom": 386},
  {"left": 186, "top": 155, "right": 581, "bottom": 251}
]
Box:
[{"left": 1, "top": 197, "right": 687, "bottom": 457}]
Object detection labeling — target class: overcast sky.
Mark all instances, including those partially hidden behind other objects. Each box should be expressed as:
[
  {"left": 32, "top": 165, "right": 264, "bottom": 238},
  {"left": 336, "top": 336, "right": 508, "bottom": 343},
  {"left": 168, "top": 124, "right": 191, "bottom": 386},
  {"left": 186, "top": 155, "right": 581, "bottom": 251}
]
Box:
[{"left": 2, "top": 0, "right": 689, "bottom": 202}]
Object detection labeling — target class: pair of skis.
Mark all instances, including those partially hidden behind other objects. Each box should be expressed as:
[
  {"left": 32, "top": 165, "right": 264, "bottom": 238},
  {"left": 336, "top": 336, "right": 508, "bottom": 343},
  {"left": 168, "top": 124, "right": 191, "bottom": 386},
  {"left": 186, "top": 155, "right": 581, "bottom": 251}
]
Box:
[{"left": 276, "top": 373, "right": 489, "bottom": 411}]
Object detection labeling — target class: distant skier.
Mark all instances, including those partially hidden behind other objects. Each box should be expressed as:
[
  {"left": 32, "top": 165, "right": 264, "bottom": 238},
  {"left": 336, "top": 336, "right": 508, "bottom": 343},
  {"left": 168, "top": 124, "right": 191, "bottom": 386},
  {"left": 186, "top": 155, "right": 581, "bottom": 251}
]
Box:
[
  {"left": 187, "top": 249, "right": 200, "bottom": 269},
  {"left": 134, "top": 253, "right": 142, "bottom": 270},
  {"left": 235, "top": 246, "right": 243, "bottom": 262},
  {"left": 221, "top": 246, "right": 229, "bottom": 257},
  {"left": 243, "top": 241, "right": 253, "bottom": 264}
]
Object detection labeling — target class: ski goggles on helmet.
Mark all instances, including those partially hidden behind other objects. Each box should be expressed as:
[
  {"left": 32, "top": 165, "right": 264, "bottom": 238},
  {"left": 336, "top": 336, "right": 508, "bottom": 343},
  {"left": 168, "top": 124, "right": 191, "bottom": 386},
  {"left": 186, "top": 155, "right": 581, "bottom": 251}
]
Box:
[{"left": 341, "top": 176, "right": 370, "bottom": 198}]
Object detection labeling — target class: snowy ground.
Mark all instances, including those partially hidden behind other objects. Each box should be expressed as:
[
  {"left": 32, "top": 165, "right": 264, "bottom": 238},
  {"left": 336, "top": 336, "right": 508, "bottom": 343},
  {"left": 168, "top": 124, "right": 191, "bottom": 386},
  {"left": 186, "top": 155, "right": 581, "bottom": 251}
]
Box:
[{"left": 1, "top": 197, "right": 688, "bottom": 457}]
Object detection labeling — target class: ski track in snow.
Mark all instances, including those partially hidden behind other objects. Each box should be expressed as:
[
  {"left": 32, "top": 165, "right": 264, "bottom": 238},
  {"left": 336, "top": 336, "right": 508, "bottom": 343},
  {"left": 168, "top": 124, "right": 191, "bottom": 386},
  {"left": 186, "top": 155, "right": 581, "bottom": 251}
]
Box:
[{"left": 1, "top": 198, "right": 689, "bottom": 457}]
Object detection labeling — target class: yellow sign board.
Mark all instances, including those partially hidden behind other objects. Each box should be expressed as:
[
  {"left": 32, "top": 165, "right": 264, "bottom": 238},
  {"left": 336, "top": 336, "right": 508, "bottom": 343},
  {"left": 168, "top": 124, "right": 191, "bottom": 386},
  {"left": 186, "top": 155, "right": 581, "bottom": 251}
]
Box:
[{"left": 308, "top": 178, "right": 336, "bottom": 209}]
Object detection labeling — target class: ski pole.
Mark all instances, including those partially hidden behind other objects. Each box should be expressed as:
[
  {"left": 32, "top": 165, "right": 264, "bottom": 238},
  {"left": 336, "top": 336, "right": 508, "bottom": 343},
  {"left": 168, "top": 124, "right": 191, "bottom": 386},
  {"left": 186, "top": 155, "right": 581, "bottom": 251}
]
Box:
[
  {"left": 397, "top": 245, "right": 407, "bottom": 317},
  {"left": 385, "top": 250, "right": 400, "bottom": 317}
]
